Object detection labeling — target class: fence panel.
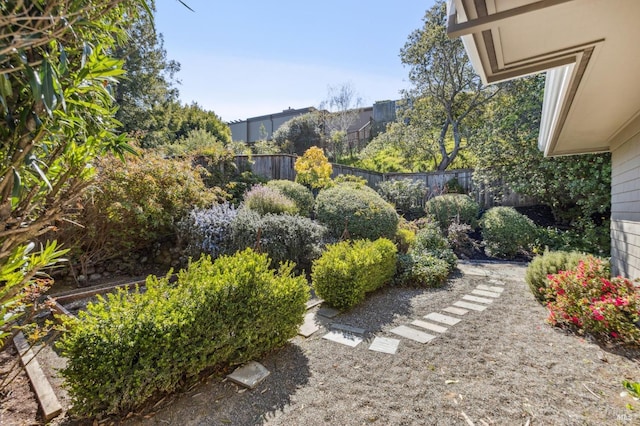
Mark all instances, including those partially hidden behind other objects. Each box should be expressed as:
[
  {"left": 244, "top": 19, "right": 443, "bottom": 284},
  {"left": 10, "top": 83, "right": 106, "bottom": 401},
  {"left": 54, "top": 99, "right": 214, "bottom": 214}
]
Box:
[{"left": 232, "top": 154, "right": 537, "bottom": 209}]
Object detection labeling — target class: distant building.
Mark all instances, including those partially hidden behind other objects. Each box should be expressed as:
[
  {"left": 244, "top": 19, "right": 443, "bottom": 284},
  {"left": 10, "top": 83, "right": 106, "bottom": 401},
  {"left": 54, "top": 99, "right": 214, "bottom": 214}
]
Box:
[{"left": 227, "top": 101, "right": 398, "bottom": 144}]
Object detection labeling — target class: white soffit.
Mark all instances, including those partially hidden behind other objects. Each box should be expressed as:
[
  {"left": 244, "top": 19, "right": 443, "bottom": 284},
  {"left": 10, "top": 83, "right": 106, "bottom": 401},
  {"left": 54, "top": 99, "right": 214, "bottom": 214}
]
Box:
[{"left": 448, "top": 0, "right": 640, "bottom": 156}]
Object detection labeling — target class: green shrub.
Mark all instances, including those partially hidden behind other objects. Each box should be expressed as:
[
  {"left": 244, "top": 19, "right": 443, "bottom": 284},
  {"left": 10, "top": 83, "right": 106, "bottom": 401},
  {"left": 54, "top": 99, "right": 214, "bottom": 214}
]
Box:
[
  {"left": 525, "top": 250, "right": 598, "bottom": 302},
  {"left": 414, "top": 222, "right": 457, "bottom": 269},
  {"left": 332, "top": 174, "right": 368, "bottom": 188},
  {"left": 230, "top": 209, "right": 326, "bottom": 270},
  {"left": 396, "top": 253, "right": 450, "bottom": 287},
  {"left": 537, "top": 218, "right": 611, "bottom": 257},
  {"left": 266, "top": 180, "right": 315, "bottom": 217},
  {"left": 177, "top": 202, "right": 239, "bottom": 259},
  {"left": 312, "top": 238, "right": 397, "bottom": 311},
  {"left": 394, "top": 228, "right": 416, "bottom": 254},
  {"left": 376, "top": 178, "right": 426, "bottom": 219},
  {"left": 446, "top": 222, "right": 477, "bottom": 258},
  {"left": 315, "top": 185, "right": 399, "bottom": 240},
  {"left": 243, "top": 185, "right": 299, "bottom": 215},
  {"left": 424, "top": 194, "right": 479, "bottom": 230},
  {"left": 544, "top": 258, "right": 640, "bottom": 345},
  {"left": 57, "top": 249, "right": 308, "bottom": 416},
  {"left": 57, "top": 154, "right": 216, "bottom": 268},
  {"left": 480, "top": 207, "right": 538, "bottom": 259}
]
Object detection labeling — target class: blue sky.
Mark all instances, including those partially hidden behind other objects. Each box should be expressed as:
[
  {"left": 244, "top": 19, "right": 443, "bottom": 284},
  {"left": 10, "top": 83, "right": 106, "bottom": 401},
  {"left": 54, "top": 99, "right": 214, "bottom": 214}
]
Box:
[{"left": 155, "top": 0, "right": 435, "bottom": 122}]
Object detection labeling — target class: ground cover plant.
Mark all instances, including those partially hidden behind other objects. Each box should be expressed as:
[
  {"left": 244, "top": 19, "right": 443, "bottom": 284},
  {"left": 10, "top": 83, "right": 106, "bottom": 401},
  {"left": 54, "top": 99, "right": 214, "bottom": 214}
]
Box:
[
  {"left": 57, "top": 249, "right": 309, "bottom": 417},
  {"left": 543, "top": 257, "right": 640, "bottom": 345},
  {"left": 312, "top": 238, "right": 397, "bottom": 310}
]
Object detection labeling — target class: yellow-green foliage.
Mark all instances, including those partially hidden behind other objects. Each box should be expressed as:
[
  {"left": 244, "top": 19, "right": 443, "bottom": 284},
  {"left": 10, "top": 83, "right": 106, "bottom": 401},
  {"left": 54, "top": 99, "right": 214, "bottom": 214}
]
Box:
[
  {"left": 312, "top": 238, "right": 397, "bottom": 311},
  {"left": 57, "top": 249, "right": 308, "bottom": 417},
  {"left": 294, "top": 146, "right": 332, "bottom": 189},
  {"left": 394, "top": 228, "right": 416, "bottom": 254},
  {"left": 481, "top": 206, "right": 538, "bottom": 259}
]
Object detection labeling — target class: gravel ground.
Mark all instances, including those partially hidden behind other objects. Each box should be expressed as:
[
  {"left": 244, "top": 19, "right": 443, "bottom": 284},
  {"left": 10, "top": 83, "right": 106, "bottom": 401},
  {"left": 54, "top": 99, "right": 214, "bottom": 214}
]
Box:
[{"left": 3, "top": 261, "right": 640, "bottom": 425}]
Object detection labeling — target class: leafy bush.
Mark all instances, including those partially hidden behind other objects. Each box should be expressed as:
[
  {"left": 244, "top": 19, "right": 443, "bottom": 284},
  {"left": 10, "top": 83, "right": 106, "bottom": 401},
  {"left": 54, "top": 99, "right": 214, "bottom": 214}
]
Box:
[
  {"left": 57, "top": 154, "right": 216, "bottom": 269},
  {"left": 396, "top": 253, "right": 450, "bottom": 287},
  {"left": 312, "top": 239, "right": 397, "bottom": 311},
  {"left": 315, "top": 185, "right": 399, "bottom": 240},
  {"left": 445, "top": 177, "right": 466, "bottom": 194},
  {"left": 537, "top": 218, "right": 611, "bottom": 257},
  {"left": 480, "top": 207, "right": 539, "bottom": 259},
  {"left": 178, "top": 202, "right": 239, "bottom": 259},
  {"left": 225, "top": 170, "right": 268, "bottom": 204},
  {"left": 243, "top": 185, "right": 299, "bottom": 215},
  {"left": 446, "top": 222, "right": 477, "bottom": 259},
  {"left": 294, "top": 146, "right": 332, "bottom": 189},
  {"left": 395, "top": 221, "right": 456, "bottom": 287},
  {"left": 394, "top": 228, "right": 416, "bottom": 254},
  {"left": 544, "top": 258, "right": 640, "bottom": 345},
  {"left": 266, "top": 180, "right": 315, "bottom": 217},
  {"left": 58, "top": 249, "right": 309, "bottom": 416},
  {"left": 230, "top": 209, "right": 326, "bottom": 269},
  {"left": 525, "top": 250, "right": 597, "bottom": 302},
  {"left": 333, "top": 174, "right": 368, "bottom": 188},
  {"left": 377, "top": 178, "right": 426, "bottom": 218},
  {"left": 424, "top": 194, "right": 479, "bottom": 231}
]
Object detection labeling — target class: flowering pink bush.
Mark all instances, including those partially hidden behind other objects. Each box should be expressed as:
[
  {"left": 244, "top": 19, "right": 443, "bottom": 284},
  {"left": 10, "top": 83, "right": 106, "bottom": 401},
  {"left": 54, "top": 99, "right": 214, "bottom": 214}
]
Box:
[{"left": 544, "top": 258, "right": 640, "bottom": 345}]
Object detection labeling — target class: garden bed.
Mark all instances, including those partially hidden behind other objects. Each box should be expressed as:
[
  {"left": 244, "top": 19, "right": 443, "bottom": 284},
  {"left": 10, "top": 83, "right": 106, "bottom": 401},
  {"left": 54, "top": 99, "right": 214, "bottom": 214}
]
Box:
[{"left": 2, "top": 261, "right": 639, "bottom": 425}]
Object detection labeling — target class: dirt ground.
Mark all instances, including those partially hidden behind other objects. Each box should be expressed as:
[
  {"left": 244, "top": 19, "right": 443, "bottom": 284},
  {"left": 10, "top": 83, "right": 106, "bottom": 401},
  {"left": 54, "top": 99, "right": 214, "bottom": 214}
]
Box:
[{"left": 2, "top": 261, "right": 640, "bottom": 425}]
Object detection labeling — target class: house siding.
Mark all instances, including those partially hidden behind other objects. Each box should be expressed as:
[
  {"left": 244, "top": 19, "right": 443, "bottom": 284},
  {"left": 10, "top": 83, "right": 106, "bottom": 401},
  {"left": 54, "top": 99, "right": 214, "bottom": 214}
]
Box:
[{"left": 611, "top": 131, "right": 640, "bottom": 279}]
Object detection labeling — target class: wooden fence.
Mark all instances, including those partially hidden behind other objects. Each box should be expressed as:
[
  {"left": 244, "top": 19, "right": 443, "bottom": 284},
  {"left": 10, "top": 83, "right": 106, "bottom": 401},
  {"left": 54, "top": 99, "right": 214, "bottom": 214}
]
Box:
[{"left": 233, "top": 154, "right": 536, "bottom": 209}]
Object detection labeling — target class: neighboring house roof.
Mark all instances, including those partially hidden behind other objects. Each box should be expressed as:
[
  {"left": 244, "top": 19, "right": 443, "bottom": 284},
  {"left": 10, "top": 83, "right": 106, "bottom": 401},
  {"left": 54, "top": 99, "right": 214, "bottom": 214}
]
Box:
[{"left": 446, "top": 0, "right": 640, "bottom": 156}]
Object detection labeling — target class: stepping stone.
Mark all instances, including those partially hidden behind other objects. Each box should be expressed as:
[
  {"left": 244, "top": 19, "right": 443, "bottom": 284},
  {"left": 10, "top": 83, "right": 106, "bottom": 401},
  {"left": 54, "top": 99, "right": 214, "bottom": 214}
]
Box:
[
  {"left": 368, "top": 337, "right": 400, "bottom": 354},
  {"left": 463, "top": 295, "right": 494, "bottom": 304},
  {"left": 331, "top": 323, "right": 366, "bottom": 336},
  {"left": 227, "top": 361, "right": 270, "bottom": 389},
  {"left": 298, "top": 312, "right": 320, "bottom": 337},
  {"left": 305, "top": 298, "right": 324, "bottom": 309},
  {"left": 322, "top": 330, "right": 363, "bottom": 347},
  {"left": 318, "top": 307, "right": 340, "bottom": 318},
  {"left": 411, "top": 319, "right": 447, "bottom": 333},
  {"left": 489, "top": 279, "right": 505, "bottom": 285},
  {"left": 477, "top": 284, "right": 504, "bottom": 293},
  {"left": 472, "top": 289, "right": 501, "bottom": 298},
  {"left": 453, "top": 300, "right": 487, "bottom": 311},
  {"left": 390, "top": 326, "right": 436, "bottom": 344},
  {"left": 423, "top": 312, "right": 461, "bottom": 326},
  {"left": 442, "top": 306, "right": 469, "bottom": 316}
]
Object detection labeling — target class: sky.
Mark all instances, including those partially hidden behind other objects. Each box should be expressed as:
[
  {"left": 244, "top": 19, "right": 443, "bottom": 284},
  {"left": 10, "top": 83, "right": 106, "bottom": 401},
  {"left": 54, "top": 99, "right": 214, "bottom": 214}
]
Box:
[{"left": 155, "top": 0, "right": 436, "bottom": 122}]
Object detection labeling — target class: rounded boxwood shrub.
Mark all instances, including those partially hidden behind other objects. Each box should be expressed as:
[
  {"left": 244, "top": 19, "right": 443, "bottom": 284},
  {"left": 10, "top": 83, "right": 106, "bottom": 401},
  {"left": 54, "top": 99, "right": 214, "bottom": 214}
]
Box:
[
  {"left": 480, "top": 207, "right": 538, "bottom": 259},
  {"left": 315, "top": 184, "right": 399, "bottom": 240},
  {"left": 312, "top": 238, "right": 397, "bottom": 311},
  {"left": 424, "top": 194, "right": 479, "bottom": 231},
  {"left": 414, "top": 222, "right": 457, "bottom": 269},
  {"left": 57, "top": 249, "right": 308, "bottom": 417},
  {"left": 266, "top": 179, "right": 315, "bottom": 217},
  {"left": 230, "top": 208, "right": 326, "bottom": 270},
  {"left": 242, "top": 184, "right": 298, "bottom": 215},
  {"left": 525, "top": 250, "right": 601, "bottom": 302}
]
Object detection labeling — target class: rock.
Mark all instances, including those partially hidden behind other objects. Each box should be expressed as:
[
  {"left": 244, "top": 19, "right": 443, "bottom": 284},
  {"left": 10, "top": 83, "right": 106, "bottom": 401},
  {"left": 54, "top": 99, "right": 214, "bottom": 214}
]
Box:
[
  {"left": 77, "top": 275, "right": 87, "bottom": 283},
  {"left": 89, "top": 273, "right": 102, "bottom": 281},
  {"left": 140, "top": 256, "right": 148, "bottom": 264}
]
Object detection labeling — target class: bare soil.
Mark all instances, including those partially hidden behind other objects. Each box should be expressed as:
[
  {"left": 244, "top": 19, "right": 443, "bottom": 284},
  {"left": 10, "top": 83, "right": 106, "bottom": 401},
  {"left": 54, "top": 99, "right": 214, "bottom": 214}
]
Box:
[{"left": 3, "top": 261, "right": 639, "bottom": 425}]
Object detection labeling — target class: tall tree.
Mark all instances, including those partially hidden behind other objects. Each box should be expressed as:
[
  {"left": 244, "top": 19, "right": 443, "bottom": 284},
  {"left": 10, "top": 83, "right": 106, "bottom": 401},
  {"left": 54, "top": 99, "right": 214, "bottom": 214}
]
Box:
[
  {"left": 474, "top": 75, "right": 611, "bottom": 224},
  {"left": 400, "top": 0, "right": 499, "bottom": 170},
  {"left": 320, "top": 82, "right": 364, "bottom": 160},
  {"left": 272, "top": 112, "right": 326, "bottom": 155},
  {"left": 114, "top": 6, "right": 181, "bottom": 148}
]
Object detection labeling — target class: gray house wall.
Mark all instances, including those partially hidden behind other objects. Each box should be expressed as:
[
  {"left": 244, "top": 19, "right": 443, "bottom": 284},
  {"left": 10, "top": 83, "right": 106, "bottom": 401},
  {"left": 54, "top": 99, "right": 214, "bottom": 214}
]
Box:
[
  {"left": 228, "top": 107, "right": 315, "bottom": 143},
  {"left": 611, "top": 131, "right": 640, "bottom": 279}
]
